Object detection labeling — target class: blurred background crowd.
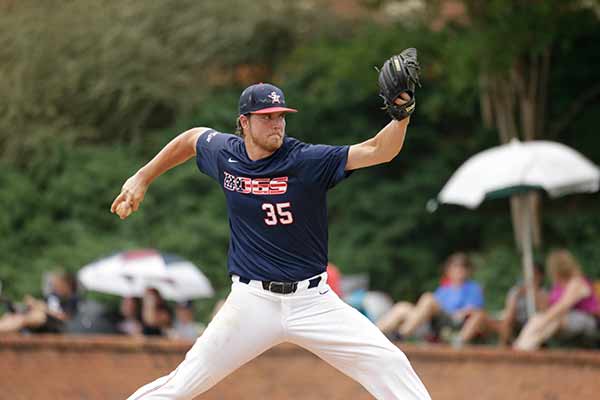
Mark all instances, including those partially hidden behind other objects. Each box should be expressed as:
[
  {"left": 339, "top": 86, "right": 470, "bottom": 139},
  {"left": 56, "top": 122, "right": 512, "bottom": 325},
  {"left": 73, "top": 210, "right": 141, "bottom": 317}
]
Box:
[
  {"left": 1, "top": 252, "right": 599, "bottom": 351},
  {"left": 1, "top": 0, "right": 599, "bottom": 351}
]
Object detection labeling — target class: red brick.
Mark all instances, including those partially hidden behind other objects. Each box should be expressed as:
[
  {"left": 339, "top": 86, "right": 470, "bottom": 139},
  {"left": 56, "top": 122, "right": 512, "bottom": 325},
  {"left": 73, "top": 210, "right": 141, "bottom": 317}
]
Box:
[{"left": 1, "top": 335, "right": 599, "bottom": 399}]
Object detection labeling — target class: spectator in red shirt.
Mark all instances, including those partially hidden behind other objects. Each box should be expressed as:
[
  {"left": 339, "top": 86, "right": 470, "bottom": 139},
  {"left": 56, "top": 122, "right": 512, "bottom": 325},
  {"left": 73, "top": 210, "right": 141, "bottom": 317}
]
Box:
[{"left": 326, "top": 262, "right": 344, "bottom": 297}]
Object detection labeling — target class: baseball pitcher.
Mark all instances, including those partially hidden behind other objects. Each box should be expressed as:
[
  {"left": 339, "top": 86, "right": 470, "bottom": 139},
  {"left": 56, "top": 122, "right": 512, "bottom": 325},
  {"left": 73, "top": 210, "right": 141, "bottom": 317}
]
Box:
[{"left": 112, "top": 49, "right": 431, "bottom": 400}]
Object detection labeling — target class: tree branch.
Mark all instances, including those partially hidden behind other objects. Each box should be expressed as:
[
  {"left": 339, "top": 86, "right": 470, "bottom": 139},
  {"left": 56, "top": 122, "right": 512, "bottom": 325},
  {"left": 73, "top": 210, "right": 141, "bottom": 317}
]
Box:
[
  {"left": 537, "top": 47, "right": 551, "bottom": 137},
  {"left": 549, "top": 83, "right": 600, "bottom": 138}
]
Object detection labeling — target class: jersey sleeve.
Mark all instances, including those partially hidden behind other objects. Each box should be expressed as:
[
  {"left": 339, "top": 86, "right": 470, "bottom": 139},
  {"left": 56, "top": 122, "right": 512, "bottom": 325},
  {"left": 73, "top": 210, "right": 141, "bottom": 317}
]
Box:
[
  {"left": 195, "top": 130, "right": 227, "bottom": 181},
  {"left": 297, "top": 143, "right": 352, "bottom": 189}
]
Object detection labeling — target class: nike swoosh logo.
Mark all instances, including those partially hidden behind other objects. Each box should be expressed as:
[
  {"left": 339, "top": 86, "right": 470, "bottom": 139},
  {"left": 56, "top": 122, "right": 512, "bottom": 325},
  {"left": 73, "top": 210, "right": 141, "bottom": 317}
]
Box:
[
  {"left": 228, "top": 158, "right": 238, "bottom": 163},
  {"left": 319, "top": 289, "right": 330, "bottom": 295}
]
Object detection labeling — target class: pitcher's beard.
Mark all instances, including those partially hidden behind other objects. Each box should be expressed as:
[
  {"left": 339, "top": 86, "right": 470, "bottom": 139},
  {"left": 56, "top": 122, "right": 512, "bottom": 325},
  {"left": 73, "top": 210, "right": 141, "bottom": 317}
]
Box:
[{"left": 262, "top": 134, "right": 283, "bottom": 152}]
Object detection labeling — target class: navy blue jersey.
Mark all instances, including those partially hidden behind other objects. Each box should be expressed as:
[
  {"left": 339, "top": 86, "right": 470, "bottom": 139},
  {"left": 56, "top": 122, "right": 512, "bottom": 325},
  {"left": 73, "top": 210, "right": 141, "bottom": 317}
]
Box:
[{"left": 196, "top": 130, "right": 352, "bottom": 282}]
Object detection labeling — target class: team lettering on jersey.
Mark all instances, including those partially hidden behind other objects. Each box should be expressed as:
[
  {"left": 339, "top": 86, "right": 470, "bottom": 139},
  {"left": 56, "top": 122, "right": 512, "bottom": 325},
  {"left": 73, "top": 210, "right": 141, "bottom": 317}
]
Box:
[
  {"left": 224, "top": 171, "right": 288, "bottom": 195},
  {"left": 205, "top": 131, "right": 218, "bottom": 143}
]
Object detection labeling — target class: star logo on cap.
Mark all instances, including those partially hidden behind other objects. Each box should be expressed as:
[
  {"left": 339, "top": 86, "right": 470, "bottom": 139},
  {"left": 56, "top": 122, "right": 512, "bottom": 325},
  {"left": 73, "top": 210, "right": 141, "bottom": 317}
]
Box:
[{"left": 267, "top": 91, "right": 281, "bottom": 104}]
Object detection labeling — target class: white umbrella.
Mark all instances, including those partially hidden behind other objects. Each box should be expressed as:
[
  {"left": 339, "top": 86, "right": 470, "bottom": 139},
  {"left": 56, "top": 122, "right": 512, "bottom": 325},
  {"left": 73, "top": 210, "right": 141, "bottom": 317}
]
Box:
[
  {"left": 78, "top": 249, "right": 214, "bottom": 301},
  {"left": 439, "top": 139, "right": 600, "bottom": 208},
  {"left": 437, "top": 139, "right": 600, "bottom": 316}
]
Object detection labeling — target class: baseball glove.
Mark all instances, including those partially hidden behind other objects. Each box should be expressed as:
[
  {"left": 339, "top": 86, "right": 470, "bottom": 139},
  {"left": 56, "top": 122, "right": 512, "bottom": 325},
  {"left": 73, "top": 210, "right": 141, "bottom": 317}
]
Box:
[{"left": 377, "top": 47, "right": 421, "bottom": 121}]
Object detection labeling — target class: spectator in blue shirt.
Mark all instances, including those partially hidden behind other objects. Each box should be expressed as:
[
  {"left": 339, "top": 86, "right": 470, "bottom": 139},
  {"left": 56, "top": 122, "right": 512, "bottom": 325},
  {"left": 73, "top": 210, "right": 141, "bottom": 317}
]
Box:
[{"left": 377, "top": 252, "right": 484, "bottom": 344}]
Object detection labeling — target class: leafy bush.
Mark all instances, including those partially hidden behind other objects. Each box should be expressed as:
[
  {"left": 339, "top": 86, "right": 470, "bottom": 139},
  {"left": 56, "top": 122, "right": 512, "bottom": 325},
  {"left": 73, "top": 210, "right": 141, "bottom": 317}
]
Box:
[{"left": 1, "top": 2, "right": 599, "bottom": 320}]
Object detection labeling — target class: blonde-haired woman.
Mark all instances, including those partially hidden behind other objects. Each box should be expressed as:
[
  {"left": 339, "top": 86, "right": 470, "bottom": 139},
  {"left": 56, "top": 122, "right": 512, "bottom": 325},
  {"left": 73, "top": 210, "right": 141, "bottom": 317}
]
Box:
[{"left": 513, "top": 249, "right": 599, "bottom": 351}]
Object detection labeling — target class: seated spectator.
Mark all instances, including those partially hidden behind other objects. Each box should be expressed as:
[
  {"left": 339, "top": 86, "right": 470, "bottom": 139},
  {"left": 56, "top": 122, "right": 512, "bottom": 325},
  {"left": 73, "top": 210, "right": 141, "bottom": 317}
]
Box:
[
  {"left": 326, "top": 262, "right": 344, "bottom": 297},
  {"left": 514, "top": 249, "right": 599, "bottom": 351},
  {"left": 167, "top": 300, "right": 204, "bottom": 340},
  {"left": 116, "top": 297, "right": 143, "bottom": 336},
  {"left": 0, "top": 271, "right": 79, "bottom": 334},
  {"left": 45, "top": 271, "right": 80, "bottom": 324},
  {"left": 346, "top": 289, "right": 394, "bottom": 322},
  {"left": 496, "top": 263, "right": 548, "bottom": 346},
  {"left": 377, "top": 252, "right": 484, "bottom": 344},
  {"left": 141, "top": 287, "right": 172, "bottom": 336},
  {"left": 0, "top": 295, "right": 48, "bottom": 334},
  {"left": 65, "top": 298, "right": 119, "bottom": 335},
  {"left": 457, "top": 263, "right": 548, "bottom": 347}
]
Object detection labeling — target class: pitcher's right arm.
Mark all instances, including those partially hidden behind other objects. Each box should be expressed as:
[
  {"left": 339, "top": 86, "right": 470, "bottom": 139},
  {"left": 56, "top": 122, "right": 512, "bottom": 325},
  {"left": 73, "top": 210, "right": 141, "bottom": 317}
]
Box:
[{"left": 111, "top": 127, "right": 209, "bottom": 219}]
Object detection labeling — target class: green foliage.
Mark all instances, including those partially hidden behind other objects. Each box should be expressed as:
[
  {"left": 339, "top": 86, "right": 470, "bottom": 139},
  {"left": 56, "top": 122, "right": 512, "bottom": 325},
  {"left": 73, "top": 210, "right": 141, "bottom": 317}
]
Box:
[
  {"left": 471, "top": 245, "right": 522, "bottom": 311},
  {"left": 457, "top": 0, "right": 589, "bottom": 71},
  {"left": 544, "top": 195, "right": 600, "bottom": 278},
  {"left": 1, "top": 1, "right": 599, "bottom": 322},
  {"left": 0, "top": 0, "right": 329, "bottom": 163},
  {"left": 0, "top": 143, "right": 231, "bottom": 303},
  {"left": 427, "top": 0, "right": 600, "bottom": 132}
]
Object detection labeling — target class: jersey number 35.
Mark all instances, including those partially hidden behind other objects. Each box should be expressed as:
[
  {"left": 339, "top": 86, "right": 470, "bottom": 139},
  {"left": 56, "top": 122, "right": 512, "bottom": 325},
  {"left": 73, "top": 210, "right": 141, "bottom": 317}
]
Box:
[{"left": 262, "top": 202, "right": 293, "bottom": 226}]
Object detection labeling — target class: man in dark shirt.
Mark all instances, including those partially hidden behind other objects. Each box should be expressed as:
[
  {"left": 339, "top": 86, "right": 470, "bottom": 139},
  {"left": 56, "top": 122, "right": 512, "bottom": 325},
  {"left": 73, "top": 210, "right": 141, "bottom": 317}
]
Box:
[
  {"left": 0, "top": 271, "right": 79, "bottom": 334},
  {"left": 113, "top": 83, "right": 430, "bottom": 400}
]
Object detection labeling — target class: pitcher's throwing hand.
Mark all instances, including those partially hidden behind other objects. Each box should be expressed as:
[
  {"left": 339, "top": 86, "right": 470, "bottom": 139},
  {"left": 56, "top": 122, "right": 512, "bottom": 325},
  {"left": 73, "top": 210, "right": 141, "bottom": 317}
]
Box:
[{"left": 110, "top": 171, "right": 151, "bottom": 219}]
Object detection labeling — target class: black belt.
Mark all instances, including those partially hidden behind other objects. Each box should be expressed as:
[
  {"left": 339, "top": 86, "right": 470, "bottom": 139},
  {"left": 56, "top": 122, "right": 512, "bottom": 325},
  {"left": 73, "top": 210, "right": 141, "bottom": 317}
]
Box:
[{"left": 239, "top": 276, "right": 322, "bottom": 294}]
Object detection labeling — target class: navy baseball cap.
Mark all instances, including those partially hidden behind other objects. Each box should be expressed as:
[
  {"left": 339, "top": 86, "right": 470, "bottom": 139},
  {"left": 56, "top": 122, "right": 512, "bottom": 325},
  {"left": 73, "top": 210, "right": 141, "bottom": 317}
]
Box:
[{"left": 238, "top": 83, "right": 298, "bottom": 115}]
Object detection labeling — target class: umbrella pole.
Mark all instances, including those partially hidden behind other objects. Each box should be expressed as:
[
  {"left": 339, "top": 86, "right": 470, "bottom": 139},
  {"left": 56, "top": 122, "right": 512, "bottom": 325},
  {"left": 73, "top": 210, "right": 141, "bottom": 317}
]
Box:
[{"left": 519, "top": 194, "right": 537, "bottom": 317}]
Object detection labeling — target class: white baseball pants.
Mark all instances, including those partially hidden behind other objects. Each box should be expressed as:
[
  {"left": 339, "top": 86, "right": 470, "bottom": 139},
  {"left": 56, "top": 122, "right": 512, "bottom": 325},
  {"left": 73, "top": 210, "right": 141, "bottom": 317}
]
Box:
[{"left": 127, "top": 273, "right": 431, "bottom": 400}]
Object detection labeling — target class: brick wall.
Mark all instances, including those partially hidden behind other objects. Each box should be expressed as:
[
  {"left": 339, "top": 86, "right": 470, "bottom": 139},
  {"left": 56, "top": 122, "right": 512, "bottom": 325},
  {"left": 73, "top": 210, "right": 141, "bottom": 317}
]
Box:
[{"left": 1, "top": 335, "right": 599, "bottom": 400}]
